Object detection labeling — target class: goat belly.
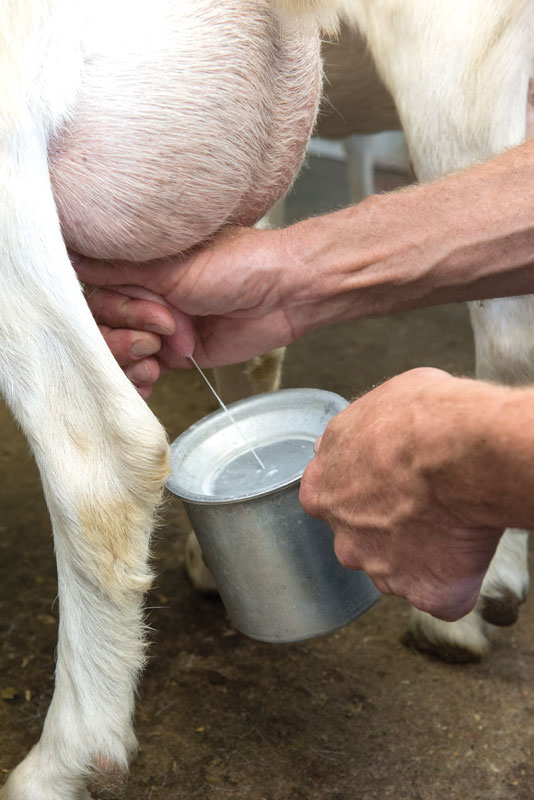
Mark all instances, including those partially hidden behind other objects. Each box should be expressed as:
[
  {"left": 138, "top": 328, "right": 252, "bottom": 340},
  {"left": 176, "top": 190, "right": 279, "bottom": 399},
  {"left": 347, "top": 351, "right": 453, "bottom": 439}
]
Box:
[{"left": 48, "top": 0, "right": 321, "bottom": 262}]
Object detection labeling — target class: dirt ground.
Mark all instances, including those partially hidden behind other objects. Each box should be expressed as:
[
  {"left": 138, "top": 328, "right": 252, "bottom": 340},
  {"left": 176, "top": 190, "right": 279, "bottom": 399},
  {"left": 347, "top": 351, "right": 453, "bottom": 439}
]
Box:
[{"left": 1, "top": 158, "right": 534, "bottom": 799}]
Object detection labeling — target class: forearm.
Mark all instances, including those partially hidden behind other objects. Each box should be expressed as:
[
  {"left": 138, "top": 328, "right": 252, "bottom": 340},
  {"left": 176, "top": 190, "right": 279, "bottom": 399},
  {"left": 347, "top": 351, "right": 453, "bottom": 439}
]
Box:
[
  {"left": 423, "top": 377, "right": 534, "bottom": 531},
  {"left": 281, "top": 139, "right": 534, "bottom": 334}
]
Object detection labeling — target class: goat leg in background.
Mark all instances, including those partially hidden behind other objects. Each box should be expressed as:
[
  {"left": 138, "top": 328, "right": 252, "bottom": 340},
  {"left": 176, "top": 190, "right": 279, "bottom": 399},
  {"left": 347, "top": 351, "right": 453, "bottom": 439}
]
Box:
[{"left": 348, "top": 0, "right": 534, "bottom": 661}]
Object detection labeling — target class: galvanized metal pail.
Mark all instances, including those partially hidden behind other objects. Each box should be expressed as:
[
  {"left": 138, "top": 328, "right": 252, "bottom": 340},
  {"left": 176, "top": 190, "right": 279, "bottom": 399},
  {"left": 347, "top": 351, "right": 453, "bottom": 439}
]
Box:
[{"left": 167, "top": 388, "right": 380, "bottom": 642}]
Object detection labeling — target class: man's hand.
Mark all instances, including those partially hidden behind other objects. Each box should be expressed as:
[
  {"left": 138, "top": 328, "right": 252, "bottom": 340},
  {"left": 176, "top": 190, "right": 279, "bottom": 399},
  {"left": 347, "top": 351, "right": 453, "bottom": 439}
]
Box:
[
  {"left": 76, "top": 139, "right": 534, "bottom": 398},
  {"left": 299, "top": 369, "right": 505, "bottom": 621},
  {"left": 76, "top": 226, "right": 299, "bottom": 395}
]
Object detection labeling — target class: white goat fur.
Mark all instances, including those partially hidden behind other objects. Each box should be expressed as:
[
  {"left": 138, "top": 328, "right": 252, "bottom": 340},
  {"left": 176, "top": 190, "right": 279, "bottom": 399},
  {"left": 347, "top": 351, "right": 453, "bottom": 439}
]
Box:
[{"left": 2, "top": 0, "right": 534, "bottom": 797}]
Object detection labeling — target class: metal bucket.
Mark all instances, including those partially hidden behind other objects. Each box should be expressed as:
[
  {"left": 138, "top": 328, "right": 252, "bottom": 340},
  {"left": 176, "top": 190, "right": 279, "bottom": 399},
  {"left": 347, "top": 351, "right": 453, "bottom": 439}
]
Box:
[{"left": 167, "top": 388, "right": 380, "bottom": 642}]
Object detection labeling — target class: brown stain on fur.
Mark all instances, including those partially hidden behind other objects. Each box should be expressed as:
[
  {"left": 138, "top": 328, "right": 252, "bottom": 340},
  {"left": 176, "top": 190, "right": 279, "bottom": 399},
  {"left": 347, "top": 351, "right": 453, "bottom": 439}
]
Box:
[
  {"left": 80, "top": 498, "right": 147, "bottom": 563},
  {"left": 78, "top": 445, "right": 170, "bottom": 596}
]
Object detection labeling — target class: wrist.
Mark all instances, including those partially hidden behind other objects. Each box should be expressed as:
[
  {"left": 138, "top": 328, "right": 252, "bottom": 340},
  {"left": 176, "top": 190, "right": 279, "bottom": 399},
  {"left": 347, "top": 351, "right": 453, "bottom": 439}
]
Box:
[
  {"left": 278, "top": 181, "right": 458, "bottom": 333},
  {"left": 421, "top": 377, "right": 534, "bottom": 530},
  {"left": 277, "top": 190, "right": 430, "bottom": 335}
]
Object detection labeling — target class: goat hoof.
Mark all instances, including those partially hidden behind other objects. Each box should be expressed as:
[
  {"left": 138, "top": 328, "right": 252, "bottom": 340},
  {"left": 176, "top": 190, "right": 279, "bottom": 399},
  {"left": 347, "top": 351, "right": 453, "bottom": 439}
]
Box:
[
  {"left": 185, "top": 531, "right": 218, "bottom": 593},
  {"left": 481, "top": 589, "right": 523, "bottom": 627},
  {"left": 401, "top": 629, "right": 483, "bottom": 664},
  {"left": 87, "top": 760, "right": 128, "bottom": 800}
]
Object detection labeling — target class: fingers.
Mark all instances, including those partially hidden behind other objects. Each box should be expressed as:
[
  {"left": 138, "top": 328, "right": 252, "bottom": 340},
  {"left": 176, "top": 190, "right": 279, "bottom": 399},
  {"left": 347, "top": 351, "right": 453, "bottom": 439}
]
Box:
[
  {"left": 86, "top": 285, "right": 196, "bottom": 360},
  {"left": 404, "top": 583, "right": 481, "bottom": 623},
  {"left": 299, "top": 456, "right": 324, "bottom": 519},
  {"left": 99, "top": 326, "right": 161, "bottom": 366},
  {"left": 368, "top": 571, "right": 480, "bottom": 622},
  {"left": 97, "top": 325, "right": 162, "bottom": 399},
  {"left": 332, "top": 528, "right": 483, "bottom": 622},
  {"left": 86, "top": 287, "right": 175, "bottom": 336},
  {"left": 111, "top": 285, "right": 195, "bottom": 357}
]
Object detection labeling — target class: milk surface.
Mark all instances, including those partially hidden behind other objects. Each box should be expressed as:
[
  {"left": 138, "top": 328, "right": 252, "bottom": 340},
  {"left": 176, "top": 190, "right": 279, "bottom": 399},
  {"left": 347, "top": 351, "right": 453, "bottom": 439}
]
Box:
[{"left": 210, "top": 438, "right": 315, "bottom": 499}]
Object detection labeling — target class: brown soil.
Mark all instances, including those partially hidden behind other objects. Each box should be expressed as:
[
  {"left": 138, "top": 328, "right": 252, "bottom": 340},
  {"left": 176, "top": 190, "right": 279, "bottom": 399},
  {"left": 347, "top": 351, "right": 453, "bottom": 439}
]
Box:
[{"left": 1, "top": 161, "right": 533, "bottom": 798}]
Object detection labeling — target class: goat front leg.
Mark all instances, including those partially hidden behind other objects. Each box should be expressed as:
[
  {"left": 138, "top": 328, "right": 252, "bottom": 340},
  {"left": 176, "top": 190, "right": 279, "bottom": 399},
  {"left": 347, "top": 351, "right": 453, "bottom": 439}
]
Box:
[
  {"left": 405, "top": 302, "right": 534, "bottom": 662},
  {"left": 0, "top": 140, "right": 168, "bottom": 800},
  {"left": 185, "top": 350, "right": 285, "bottom": 592},
  {"left": 354, "top": 0, "right": 534, "bottom": 661}
]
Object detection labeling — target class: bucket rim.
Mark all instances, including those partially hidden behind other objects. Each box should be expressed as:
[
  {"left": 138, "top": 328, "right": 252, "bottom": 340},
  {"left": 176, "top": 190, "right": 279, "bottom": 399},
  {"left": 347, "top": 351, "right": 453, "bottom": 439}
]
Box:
[{"left": 166, "top": 387, "right": 347, "bottom": 504}]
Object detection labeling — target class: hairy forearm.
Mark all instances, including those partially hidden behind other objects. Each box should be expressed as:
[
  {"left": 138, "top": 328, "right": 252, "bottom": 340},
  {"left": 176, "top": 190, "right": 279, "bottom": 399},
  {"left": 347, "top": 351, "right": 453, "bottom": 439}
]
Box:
[
  {"left": 423, "top": 378, "right": 534, "bottom": 530},
  {"left": 281, "top": 139, "right": 534, "bottom": 334}
]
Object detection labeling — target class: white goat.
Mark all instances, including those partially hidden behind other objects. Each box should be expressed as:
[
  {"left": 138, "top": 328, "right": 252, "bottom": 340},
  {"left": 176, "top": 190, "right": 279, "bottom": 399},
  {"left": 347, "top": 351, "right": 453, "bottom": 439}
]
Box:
[{"left": 2, "top": 0, "right": 534, "bottom": 797}]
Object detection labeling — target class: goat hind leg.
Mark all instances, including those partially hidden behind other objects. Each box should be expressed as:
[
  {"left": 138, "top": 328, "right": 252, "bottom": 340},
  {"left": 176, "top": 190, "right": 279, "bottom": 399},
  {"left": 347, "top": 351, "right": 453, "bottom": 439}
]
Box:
[
  {"left": 0, "top": 250, "right": 169, "bottom": 800},
  {"left": 0, "top": 143, "right": 168, "bottom": 800}
]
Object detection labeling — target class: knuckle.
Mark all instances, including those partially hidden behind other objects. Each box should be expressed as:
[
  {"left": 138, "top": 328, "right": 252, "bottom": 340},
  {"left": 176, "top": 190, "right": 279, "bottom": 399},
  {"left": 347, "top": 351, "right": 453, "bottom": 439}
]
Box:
[
  {"left": 333, "top": 535, "right": 360, "bottom": 571},
  {"left": 403, "top": 366, "right": 450, "bottom": 384},
  {"left": 299, "top": 476, "right": 319, "bottom": 516}
]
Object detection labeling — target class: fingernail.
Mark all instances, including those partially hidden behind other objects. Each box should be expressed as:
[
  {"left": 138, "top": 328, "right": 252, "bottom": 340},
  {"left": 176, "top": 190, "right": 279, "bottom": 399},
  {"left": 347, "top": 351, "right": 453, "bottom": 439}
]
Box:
[
  {"left": 313, "top": 435, "right": 323, "bottom": 454},
  {"left": 131, "top": 340, "right": 158, "bottom": 357},
  {"left": 145, "top": 322, "right": 174, "bottom": 336},
  {"left": 126, "top": 363, "right": 150, "bottom": 384}
]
